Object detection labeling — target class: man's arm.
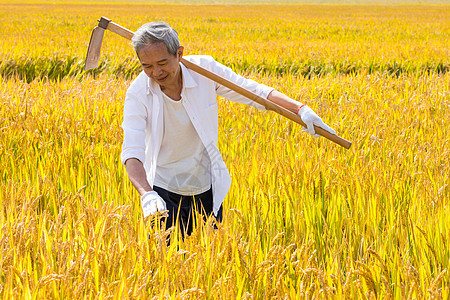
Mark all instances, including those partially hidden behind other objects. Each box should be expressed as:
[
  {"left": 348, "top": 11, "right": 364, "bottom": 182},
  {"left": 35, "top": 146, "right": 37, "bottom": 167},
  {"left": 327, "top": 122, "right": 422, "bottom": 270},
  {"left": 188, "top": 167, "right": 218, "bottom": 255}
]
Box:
[
  {"left": 124, "top": 158, "right": 153, "bottom": 196},
  {"left": 267, "top": 90, "right": 303, "bottom": 114},
  {"left": 125, "top": 158, "right": 168, "bottom": 217},
  {"left": 267, "top": 90, "right": 335, "bottom": 137}
]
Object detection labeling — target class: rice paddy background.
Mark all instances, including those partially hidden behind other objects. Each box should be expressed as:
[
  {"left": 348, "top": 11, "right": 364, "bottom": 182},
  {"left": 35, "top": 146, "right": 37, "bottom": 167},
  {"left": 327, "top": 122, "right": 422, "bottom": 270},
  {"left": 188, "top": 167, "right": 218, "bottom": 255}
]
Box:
[{"left": 0, "top": 1, "right": 449, "bottom": 298}]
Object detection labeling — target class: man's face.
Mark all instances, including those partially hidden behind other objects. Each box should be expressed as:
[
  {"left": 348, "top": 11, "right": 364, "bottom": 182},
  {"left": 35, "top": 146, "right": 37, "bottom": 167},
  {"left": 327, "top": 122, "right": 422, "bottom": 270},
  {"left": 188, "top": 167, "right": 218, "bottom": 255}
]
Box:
[{"left": 137, "top": 42, "right": 183, "bottom": 89}]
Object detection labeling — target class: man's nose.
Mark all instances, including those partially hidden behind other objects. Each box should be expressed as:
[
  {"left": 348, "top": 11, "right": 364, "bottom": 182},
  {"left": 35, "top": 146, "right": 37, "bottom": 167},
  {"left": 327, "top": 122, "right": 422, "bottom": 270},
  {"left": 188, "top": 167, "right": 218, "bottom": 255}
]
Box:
[{"left": 153, "top": 66, "right": 163, "bottom": 77}]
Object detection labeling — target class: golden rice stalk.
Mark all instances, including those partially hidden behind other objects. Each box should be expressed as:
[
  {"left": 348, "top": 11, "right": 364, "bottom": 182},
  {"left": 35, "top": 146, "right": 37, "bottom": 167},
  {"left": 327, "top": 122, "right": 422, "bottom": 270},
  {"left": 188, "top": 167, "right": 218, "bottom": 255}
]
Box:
[
  {"left": 177, "top": 287, "right": 206, "bottom": 299},
  {"left": 368, "top": 249, "right": 392, "bottom": 298},
  {"left": 355, "top": 261, "right": 378, "bottom": 299},
  {"left": 427, "top": 269, "right": 447, "bottom": 298},
  {"left": 405, "top": 261, "right": 423, "bottom": 298}
]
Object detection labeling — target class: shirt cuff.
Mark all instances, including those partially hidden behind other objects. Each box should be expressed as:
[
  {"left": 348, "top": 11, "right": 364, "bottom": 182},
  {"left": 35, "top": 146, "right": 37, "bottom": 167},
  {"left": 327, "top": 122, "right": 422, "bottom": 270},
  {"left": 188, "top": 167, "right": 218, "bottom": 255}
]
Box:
[{"left": 121, "top": 151, "right": 145, "bottom": 166}]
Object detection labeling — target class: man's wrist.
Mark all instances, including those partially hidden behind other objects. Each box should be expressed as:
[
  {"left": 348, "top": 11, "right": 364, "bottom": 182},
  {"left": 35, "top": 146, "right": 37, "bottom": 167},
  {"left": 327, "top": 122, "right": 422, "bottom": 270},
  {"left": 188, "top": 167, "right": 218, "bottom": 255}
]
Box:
[
  {"left": 296, "top": 104, "right": 306, "bottom": 115},
  {"left": 141, "top": 190, "right": 156, "bottom": 200}
]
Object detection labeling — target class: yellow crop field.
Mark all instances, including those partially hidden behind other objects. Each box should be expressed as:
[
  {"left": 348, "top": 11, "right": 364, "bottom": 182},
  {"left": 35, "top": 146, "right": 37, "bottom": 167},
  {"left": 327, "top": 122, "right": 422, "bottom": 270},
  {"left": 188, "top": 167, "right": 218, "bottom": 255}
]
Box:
[{"left": 1, "top": 1, "right": 449, "bottom": 298}]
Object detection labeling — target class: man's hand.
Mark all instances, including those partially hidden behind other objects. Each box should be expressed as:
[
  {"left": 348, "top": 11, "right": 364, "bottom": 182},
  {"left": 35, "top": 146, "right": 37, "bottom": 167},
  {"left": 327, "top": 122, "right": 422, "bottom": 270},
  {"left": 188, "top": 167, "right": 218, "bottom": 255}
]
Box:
[
  {"left": 298, "top": 105, "right": 336, "bottom": 137},
  {"left": 141, "top": 191, "right": 168, "bottom": 218}
]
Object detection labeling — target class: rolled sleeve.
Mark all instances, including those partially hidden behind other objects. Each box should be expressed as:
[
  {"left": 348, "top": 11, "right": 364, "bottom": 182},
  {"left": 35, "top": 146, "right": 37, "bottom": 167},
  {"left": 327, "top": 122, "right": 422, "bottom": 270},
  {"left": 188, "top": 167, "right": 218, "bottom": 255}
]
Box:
[
  {"left": 120, "top": 92, "right": 148, "bottom": 165},
  {"left": 211, "top": 58, "right": 274, "bottom": 110}
]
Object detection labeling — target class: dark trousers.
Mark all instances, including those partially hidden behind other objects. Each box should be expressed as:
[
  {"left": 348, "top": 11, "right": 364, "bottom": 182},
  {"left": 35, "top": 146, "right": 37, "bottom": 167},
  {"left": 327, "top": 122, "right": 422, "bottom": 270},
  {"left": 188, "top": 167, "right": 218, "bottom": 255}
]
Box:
[{"left": 153, "top": 186, "right": 223, "bottom": 239}]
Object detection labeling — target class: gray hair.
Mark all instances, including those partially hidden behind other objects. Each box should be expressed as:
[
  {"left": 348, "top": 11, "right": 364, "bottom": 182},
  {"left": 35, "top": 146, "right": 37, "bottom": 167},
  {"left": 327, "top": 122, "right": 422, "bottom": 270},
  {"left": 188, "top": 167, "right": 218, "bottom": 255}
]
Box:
[{"left": 131, "top": 22, "right": 180, "bottom": 56}]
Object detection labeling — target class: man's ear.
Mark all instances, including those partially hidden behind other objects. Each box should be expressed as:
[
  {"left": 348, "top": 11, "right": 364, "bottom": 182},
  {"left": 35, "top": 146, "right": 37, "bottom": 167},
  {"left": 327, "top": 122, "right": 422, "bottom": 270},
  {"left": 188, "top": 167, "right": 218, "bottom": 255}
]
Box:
[{"left": 177, "top": 46, "right": 184, "bottom": 60}]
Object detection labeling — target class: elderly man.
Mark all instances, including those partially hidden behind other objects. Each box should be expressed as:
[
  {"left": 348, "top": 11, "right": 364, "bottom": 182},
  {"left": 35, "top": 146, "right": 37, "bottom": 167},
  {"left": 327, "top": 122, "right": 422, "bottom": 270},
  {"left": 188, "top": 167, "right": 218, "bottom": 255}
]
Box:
[{"left": 121, "top": 22, "right": 334, "bottom": 237}]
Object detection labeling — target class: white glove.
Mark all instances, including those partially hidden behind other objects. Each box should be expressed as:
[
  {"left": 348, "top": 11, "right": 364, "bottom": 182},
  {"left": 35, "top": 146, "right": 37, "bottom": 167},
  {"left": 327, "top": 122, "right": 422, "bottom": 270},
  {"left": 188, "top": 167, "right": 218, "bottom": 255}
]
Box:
[
  {"left": 297, "top": 105, "right": 336, "bottom": 137},
  {"left": 141, "top": 191, "right": 167, "bottom": 218}
]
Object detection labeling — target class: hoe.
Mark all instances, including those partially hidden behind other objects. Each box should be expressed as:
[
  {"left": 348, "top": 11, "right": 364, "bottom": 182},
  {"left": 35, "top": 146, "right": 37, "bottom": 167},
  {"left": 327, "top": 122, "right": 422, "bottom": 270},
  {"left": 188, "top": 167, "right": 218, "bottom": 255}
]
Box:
[{"left": 85, "top": 17, "right": 351, "bottom": 149}]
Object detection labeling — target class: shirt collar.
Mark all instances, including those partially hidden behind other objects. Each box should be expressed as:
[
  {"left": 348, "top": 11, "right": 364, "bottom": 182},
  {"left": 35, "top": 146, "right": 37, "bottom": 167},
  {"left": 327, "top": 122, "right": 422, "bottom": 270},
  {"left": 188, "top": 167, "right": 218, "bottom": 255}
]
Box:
[
  {"left": 180, "top": 62, "right": 198, "bottom": 89},
  {"left": 145, "top": 60, "right": 198, "bottom": 95}
]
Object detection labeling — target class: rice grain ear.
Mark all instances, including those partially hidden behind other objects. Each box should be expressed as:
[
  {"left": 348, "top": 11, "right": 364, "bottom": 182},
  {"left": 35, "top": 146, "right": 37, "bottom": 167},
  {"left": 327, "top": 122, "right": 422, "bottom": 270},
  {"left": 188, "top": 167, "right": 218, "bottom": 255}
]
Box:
[
  {"left": 428, "top": 270, "right": 447, "bottom": 295},
  {"left": 368, "top": 249, "right": 392, "bottom": 298}
]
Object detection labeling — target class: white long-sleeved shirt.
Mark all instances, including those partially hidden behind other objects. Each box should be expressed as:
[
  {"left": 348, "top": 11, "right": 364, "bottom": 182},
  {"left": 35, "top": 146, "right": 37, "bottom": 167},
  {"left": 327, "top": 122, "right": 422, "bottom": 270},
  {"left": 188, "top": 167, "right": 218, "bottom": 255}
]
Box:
[{"left": 121, "top": 55, "right": 274, "bottom": 215}]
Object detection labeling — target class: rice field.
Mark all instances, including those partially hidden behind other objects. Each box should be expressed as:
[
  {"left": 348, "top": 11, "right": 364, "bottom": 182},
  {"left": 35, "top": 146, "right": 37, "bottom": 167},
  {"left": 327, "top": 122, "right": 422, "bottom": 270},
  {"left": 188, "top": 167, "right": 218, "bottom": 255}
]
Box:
[{"left": 0, "top": 1, "right": 449, "bottom": 298}]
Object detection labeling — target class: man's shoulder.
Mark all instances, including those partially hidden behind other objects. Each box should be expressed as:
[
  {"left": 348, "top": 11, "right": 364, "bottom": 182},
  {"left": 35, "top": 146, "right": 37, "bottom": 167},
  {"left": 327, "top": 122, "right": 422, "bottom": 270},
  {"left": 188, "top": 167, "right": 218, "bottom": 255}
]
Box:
[
  {"left": 184, "top": 55, "right": 217, "bottom": 67},
  {"left": 127, "top": 71, "right": 148, "bottom": 95}
]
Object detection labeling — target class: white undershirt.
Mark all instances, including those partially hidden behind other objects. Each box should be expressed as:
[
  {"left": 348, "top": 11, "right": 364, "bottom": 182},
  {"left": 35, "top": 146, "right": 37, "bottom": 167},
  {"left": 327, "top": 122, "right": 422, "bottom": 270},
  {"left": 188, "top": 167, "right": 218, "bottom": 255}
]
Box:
[{"left": 153, "top": 92, "right": 211, "bottom": 195}]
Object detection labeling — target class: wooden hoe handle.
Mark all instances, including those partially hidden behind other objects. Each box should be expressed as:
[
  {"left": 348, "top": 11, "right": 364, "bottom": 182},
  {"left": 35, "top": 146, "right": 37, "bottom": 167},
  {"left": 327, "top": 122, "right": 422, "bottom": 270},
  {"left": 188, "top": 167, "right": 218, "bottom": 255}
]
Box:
[
  {"left": 181, "top": 59, "right": 352, "bottom": 149},
  {"left": 103, "top": 18, "right": 352, "bottom": 149}
]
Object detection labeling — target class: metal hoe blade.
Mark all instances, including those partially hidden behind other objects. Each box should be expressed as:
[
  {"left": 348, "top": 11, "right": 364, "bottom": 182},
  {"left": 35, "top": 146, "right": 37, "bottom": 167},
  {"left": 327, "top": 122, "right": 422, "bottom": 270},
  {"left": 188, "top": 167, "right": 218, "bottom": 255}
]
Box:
[{"left": 84, "top": 26, "right": 105, "bottom": 70}]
